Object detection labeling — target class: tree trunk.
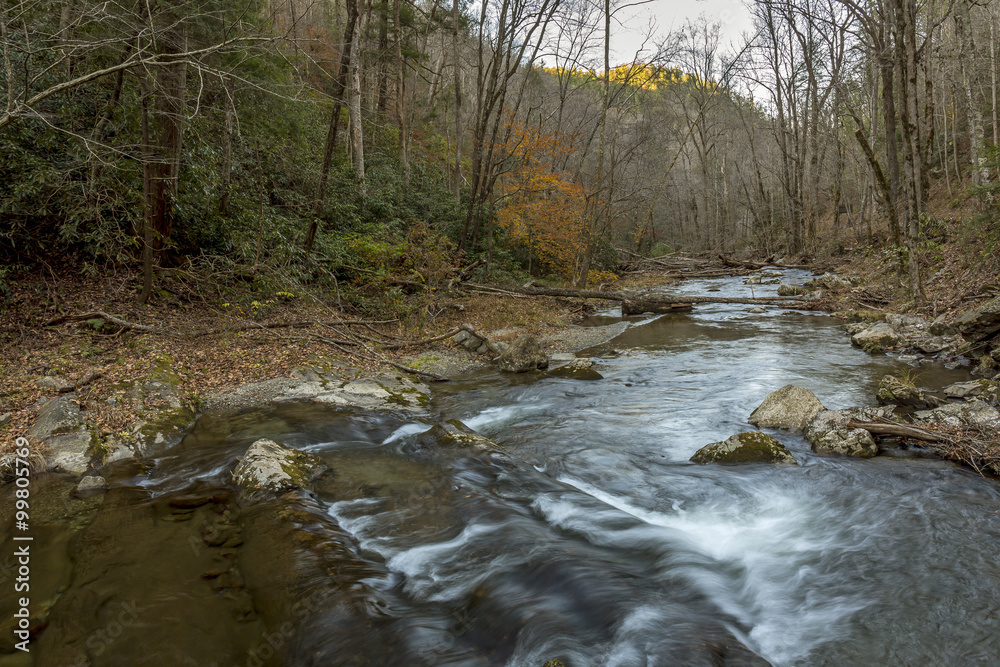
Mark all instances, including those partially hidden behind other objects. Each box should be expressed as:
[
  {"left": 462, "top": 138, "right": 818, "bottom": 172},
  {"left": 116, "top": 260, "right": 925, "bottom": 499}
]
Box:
[
  {"left": 307, "top": 0, "right": 360, "bottom": 251},
  {"left": 139, "top": 69, "right": 154, "bottom": 304},
  {"left": 347, "top": 21, "right": 365, "bottom": 180},
  {"left": 451, "top": 0, "right": 463, "bottom": 201},
  {"left": 149, "top": 29, "right": 188, "bottom": 266}
]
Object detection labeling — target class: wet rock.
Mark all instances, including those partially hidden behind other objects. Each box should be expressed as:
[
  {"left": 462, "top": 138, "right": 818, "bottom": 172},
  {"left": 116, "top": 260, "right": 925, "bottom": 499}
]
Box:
[
  {"left": 545, "top": 358, "right": 603, "bottom": 380},
  {"left": 36, "top": 375, "right": 75, "bottom": 393},
  {"left": 232, "top": 438, "right": 331, "bottom": 502},
  {"left": 745, "top": 275, "right": 763, "bottom": 285},
  {"left": 416, "top": 420, "right": 506, "bottom": 453},
  {"left": 952, "top": 295, "right": 1000, "bottom": 342},
  {"left": 851, "top": 322, "right": 900, "bottom": 351},
  {"left": 748, "top": 307, "right": 767, "bottom": 314},
  {"left": 748, "top": 385, "right": 826, "bottom": 431},
  {"left": 75, "top": 475, "right": 108, "bottom": 498},
  {"left": 777, "top": 283, "right": 806, "bottom": 296},
  {"left": 282, "top": 373, "right": 430, "bottom": 411},
  {"left": 876, "top": 375, "right": 945, "bottom": 409},
  {"left": 28, "top": 395, "right": 94, "bottom": 475},
  {"left": 495, "top": 334, "right": 550, "bottom": 373},
  {"left": 805, "top": 409, "right": 881, "bottom": 458},
  {"left": 845, "top": 321, "right": 871, "bottom": 335},
  {"left": 103, "top": 364, "right": 197, "bottom": 462},
  {"left": 690, "top": 431, "right": 797, "bottom": 465},
  {"left": 914, "top": 400, "right": 1000, "bottom": 429}
]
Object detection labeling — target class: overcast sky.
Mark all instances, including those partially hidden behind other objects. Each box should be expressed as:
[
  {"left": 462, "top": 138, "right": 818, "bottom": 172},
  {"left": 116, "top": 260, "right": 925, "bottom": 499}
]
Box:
[{"left": 611, "top": 0, "right": 755, "bottom": 63}]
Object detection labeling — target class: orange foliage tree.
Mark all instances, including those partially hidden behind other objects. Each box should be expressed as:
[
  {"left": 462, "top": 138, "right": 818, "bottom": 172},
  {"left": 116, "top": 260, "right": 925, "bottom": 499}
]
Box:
[{"left": 496, "top": 120, "right": 587, "bottom": 279}]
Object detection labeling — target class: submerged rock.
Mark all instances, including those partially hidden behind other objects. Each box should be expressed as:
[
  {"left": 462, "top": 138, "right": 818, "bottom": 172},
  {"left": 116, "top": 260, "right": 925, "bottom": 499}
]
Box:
[
  {"left": 952, "top": 295, "right": 1000, "bottom": 342},
  {"left": 690, "top": 432, "right": 797, "bottom": 465},
  {"left": 748, "top": 385, "right": 826, "bottom": 431},
  {"left": 876, "top": 375, "right": 945, "bottom": 409},
  {"left": 545, "top": 358, "right": 603, "bottom": 380},
  {"left": 232, "top": 438, "right": 331, "bottom": 502},
  {"left": 851, "top": 322, "right": 900, "bottom": 351},
  {"left": 495, "top": 334, "right": 550, "bottom": 373},
  {"left": 416, "top": 420, "right": 505, "bottom": 452},
  {"left": 805, "top": 409, "right": 883, "bottom": 457},
  {"left": 75, "top": 475, "right": 108, "bottom": 498}
]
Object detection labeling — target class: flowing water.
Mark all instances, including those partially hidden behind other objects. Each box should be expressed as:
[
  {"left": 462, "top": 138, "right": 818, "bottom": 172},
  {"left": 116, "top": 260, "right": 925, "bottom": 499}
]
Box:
[{"left": 5, "top": 271, "right": 1000, "bottom": 666}]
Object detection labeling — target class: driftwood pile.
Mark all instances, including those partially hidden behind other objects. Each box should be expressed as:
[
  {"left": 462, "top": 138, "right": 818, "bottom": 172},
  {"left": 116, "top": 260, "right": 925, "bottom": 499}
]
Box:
[{"left": 849, "top": 418, "right": 1000, "bottom": 476}]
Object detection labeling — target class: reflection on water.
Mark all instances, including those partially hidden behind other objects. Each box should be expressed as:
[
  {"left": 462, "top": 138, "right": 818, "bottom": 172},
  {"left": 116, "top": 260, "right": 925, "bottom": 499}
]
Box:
[{"left": 6, "top": 271, "right": 1000, "bottom": 667}]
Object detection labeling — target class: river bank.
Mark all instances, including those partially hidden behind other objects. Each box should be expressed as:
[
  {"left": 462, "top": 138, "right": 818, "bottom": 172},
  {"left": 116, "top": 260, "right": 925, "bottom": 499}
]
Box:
[
  {"left": 4, "top": 267, "right": 1000, "bottom": 666},
  {"left": 4, "top": 258, "right": 999, "bottom": 477}
]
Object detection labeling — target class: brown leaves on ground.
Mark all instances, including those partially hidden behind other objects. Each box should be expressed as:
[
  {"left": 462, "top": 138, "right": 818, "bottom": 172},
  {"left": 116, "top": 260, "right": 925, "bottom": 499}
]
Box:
[{"left": 0, "top": 272, "right": 577, "bottom": 454}]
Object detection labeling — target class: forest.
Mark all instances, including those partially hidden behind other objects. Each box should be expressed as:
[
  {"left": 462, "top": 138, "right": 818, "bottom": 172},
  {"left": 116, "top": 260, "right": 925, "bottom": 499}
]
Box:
[{"left": 2, "top": 0, "right": 1000, "bottom": 305}]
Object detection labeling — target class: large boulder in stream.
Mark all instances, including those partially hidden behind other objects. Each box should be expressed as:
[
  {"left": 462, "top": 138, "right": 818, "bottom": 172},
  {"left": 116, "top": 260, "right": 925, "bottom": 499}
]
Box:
[
  {"left": 495, "top": 334, "right": 550, "bottom": 373},
  {"left": 232, "top": 438, "right": 331, "bottom": 502},
  {"left": 777, "top": 283, "right": 807, "bottom": 296},
  {"left": 691, "top": 431, "right": 797, "bottom": 465},
  {"left": 415, "top": 420, "right": 509, "bottom": 456},
  {"left": 952, "top": 295, "right": 1000, "bottom": 342},
  {"left": 748, "top": 384, "right": 826, "bottom": 431},
  {"left": 544, "top": 358, "right": 603, "bottom": 381},
  {"left": 851, "top": 322, "right": 900, "bottom": 351},
  {"left": 876, "top": 374, "right": 945, "bottom": 409},
  {"left": 805, "top": 408, "right": 886, "bottom": 458}
]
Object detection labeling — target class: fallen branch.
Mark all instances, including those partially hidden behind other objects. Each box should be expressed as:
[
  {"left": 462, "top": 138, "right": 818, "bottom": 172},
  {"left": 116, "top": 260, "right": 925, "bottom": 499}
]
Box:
[
  {"left": 74, "top": 369, "right": 103, "bottom": 390},
  {"left": 846, "top": 419, "right": 947, "bottom": 442},
  {"left": 45, "top": 311, "right": 164, "bottom": 334},
  {"left": 383, "top": 323, "right": 500, "bottom": 353}
]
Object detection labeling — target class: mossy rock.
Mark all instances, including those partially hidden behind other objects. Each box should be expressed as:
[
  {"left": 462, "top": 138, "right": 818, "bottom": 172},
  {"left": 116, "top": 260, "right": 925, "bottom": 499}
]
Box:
[
  {"left": 544, "top": 366, "right": 604, "bottom": 381},
  {"left": 691, "top": 431, "right": 798, "bottom": 465},
  {"left": 415, "top": 420, "right": 507, "bottom": 454},
  {"left": 232, "top": 438, "right": 332, "bottom": 502}
]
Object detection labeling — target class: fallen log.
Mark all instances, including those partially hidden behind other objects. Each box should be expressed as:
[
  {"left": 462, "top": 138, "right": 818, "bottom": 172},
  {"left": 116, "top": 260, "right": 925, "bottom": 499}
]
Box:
[
  {"left": 718, "top": 255, "right": 769, "bottom": 270},
  {"left": 622, "top": 299, "right": 694, "bottom": 315},
  {"left": 846, "top": 420, "right": 947, "bottom": 443},
  {"left": 462, "top": 283, "right": 816, "bottom": 309}
]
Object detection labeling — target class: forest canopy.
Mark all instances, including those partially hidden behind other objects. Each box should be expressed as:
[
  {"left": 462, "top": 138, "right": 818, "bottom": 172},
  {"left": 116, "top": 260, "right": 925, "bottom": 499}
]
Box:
[{"left": 2, "top": 0, "right": 1000, "bottom": 300}]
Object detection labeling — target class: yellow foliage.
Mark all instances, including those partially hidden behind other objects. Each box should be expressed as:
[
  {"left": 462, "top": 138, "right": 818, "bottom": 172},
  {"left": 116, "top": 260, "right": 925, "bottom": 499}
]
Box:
[{"left": 496, "top": 120, "right": 588, "bottom": 279}]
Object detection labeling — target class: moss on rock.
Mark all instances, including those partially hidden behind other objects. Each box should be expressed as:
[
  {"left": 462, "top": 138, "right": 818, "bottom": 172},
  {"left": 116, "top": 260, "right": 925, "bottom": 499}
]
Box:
[{"left": 691, "top": 431, "right": 798, "bottom": 465}]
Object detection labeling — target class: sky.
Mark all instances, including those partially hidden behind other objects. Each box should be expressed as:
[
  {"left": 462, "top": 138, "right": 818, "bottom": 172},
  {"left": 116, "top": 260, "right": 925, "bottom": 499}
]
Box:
[{"left": 611, "top": 0, "right": 755, "bottom": 63}]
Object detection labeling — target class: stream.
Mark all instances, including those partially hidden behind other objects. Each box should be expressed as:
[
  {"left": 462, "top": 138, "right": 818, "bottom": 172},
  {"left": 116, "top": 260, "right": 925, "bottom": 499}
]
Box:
[{"left": 5, "top": 271, "right": 1000, "bottom": 666}]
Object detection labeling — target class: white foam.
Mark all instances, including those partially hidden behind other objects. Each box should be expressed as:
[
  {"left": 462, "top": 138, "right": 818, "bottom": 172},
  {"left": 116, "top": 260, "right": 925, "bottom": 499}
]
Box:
[{"left": 540, "top": 477, "right": 871, "bottom": 665}]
